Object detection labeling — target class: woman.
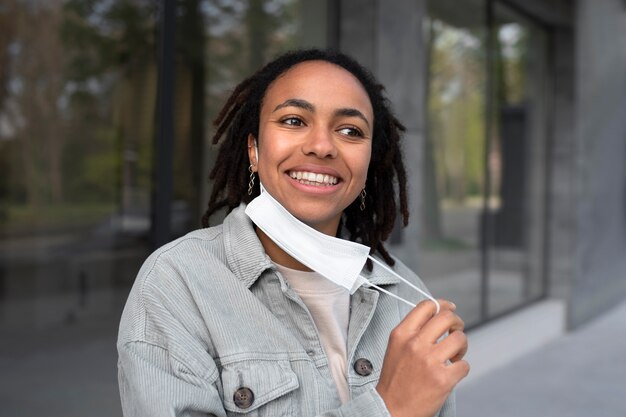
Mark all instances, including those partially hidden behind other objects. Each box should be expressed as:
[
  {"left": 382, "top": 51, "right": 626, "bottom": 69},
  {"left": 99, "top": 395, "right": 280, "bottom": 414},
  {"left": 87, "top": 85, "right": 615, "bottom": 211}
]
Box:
[{"left": 117, "top": 49, "right": 469, "bottom": 417}]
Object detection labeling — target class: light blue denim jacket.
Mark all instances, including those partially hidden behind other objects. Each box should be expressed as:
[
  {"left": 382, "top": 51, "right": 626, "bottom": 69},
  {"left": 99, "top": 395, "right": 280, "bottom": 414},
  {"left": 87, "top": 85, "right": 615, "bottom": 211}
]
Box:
[{"left": 117, "top": 205, "right": 455, "bottom": 417}]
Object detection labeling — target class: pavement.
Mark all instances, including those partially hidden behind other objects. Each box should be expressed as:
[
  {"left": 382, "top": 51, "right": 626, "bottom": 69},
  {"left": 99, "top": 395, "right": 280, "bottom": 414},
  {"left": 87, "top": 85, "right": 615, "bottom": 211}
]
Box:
[
  {"left": 457, "top": 299, "right": 626, "bottom": 417},
  {"left": 1, "top": 298, "right": 625, "bottom": 417},
  {"left": 0, "top": 315, "right": 123, "bottom": 417}
]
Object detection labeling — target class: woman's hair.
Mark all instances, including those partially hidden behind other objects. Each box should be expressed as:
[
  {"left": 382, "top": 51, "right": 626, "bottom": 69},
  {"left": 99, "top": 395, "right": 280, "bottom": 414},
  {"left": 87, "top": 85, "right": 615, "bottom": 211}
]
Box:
[{"left": 202, "top": 48, "right": 408, "bottom": 267}]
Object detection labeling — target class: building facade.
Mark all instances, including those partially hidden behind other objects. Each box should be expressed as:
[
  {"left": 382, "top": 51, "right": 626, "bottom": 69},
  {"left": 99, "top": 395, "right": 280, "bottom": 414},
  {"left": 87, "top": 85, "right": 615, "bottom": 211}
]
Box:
[
  {"left": 337, "top": 0, "right": 626, "bottom": 329},
  {"left": 0, "top": 0, "right": 625, "bottom": 408}
]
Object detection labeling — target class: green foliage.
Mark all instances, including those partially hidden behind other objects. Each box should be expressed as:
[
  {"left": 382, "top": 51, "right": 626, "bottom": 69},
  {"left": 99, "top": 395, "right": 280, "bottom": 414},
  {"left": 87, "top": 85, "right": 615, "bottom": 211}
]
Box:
[
  {"left": 1, "top": 202, "right": 116, "bottom": 236},
  {"left": 64, "top": 124, "right": 121, "bottom": 203},
  {"left": 61, "top": 0, "right": 157, "bottom": 80},
  {"left": 496, "top": 24, "right": 528, "bottom": 105},
  {"left": 2, "top": 0, "right": 305, "bottom": 234},
  {"left": 205, "top": 0, "right": 302, "bottom": 120},
  {"left": 59, "top": 0, "right": 158, "bottom": 205},
  {"left": 428, "top": 20, "right": 486, "bottom": 203}
]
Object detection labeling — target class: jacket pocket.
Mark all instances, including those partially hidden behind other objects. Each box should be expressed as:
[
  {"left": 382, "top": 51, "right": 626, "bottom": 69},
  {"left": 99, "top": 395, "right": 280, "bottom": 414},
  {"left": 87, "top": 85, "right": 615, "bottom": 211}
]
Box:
[{"left": 221, "top": 359, "right": 299, "bottom": 416}]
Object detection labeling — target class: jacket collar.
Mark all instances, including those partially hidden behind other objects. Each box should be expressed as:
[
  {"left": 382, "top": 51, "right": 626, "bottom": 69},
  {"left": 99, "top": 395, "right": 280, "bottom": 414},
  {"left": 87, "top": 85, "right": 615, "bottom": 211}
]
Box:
[
  {"left": 222, "top": 204, "right": 401, "bottom": 289},
  {"left": 222, "top": 204, "right": 274, "bottom": 289}
]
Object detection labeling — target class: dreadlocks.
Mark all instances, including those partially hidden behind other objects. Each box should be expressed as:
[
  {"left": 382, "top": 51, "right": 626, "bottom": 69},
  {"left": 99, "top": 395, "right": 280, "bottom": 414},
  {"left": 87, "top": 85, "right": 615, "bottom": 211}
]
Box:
[{"left": 202, "top": 49, "right": 409, "bottom": 268}]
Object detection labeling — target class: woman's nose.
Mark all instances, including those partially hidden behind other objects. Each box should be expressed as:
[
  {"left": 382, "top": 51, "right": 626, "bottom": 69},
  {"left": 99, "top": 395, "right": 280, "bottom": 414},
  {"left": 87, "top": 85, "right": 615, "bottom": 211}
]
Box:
[{"left": 302, "top": 127, "right": 337, "bottom": 158}]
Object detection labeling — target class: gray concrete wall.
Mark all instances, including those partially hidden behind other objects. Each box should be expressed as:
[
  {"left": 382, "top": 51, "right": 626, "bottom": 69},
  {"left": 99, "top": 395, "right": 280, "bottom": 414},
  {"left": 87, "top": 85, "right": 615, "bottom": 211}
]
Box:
[
  {"left": 339, "top": 0, "right": 378, "bottom": 71},
  {"left": 505, "top": 0, "right": 626, "bottom": 329},
  {"left": 375, "top": 0, "right": 427, "bottom": 274},
  {"left": 339, "top": 0, "right": 427, "bottom": 279},
  {"left": 571, "top": 0, "right": 626, "bottom": 327}
]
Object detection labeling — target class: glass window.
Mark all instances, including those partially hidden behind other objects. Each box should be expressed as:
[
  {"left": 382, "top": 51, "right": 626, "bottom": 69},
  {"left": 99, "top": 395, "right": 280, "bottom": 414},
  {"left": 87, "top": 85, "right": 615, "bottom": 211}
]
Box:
[
  {"left": 422, "top": 0, "right": 549, "bottom": 326},
  {"left": 422, "top": 0, "right": 487, "bottom": 327},
  {"left": 0, "top": 0, "right": 157, "bottom": 333},
  {"left": 486, "top": 3, "right": 549, "bottom": 316},
  {"left": 172, "top": 0, "right": 332, "bottom": 231},
  {"left": 0, "top": 1, "right": 159, "bottom": 413},
  {"left": 0, "top": 0, "right": 331, "bottom": 414}
]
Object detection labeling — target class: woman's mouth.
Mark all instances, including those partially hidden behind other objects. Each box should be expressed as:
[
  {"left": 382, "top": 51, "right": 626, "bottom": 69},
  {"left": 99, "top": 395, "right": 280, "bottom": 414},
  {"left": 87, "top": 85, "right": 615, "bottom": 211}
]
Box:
[{"left": 289, "top": 170, "right": 339, "bottom": 186}]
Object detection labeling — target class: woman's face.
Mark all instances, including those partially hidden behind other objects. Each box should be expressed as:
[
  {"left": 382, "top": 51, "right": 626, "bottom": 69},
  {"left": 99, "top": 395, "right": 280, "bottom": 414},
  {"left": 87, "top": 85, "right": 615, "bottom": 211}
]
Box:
[{"left": 249, "top": 60, "right": 373, "bottom": 236}]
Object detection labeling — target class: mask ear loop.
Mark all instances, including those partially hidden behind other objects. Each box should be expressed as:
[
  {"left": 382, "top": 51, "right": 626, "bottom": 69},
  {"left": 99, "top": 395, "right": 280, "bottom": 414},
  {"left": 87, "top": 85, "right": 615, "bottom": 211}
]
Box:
[{"left": 360, "top": 256, "right": 441, "bottom": 314}]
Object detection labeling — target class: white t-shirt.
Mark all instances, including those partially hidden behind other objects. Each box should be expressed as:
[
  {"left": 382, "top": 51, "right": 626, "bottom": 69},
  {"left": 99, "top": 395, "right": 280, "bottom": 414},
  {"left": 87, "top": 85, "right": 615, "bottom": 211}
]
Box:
[{"left": 275, "top": 263, "right": 351, "bottom": 404}]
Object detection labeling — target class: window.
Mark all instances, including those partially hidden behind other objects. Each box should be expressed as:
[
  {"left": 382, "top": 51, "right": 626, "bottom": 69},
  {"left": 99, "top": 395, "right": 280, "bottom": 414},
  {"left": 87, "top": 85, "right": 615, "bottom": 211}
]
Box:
[
  {"left": 0, "top": 1, "right": 331, "bottom": 413},
  {"left": 0, "top": 0, "right": 158, "bottom": 335},
  {"left": 422, "top": 0, "right": 549, "bottom": 326}
]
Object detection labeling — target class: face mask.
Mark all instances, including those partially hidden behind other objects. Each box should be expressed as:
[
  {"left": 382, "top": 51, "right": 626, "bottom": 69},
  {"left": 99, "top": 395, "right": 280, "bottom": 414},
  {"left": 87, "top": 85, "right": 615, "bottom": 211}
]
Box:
[{"left": 245, "top": 185, "right": 440, "bottom": 313}]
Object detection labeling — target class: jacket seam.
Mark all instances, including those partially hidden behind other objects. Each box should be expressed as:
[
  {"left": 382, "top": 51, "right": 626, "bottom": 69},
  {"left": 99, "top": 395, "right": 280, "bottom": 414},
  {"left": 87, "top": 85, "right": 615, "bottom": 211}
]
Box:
[{"left": 122, "top": 339, "right": 219, "bottom": 384}]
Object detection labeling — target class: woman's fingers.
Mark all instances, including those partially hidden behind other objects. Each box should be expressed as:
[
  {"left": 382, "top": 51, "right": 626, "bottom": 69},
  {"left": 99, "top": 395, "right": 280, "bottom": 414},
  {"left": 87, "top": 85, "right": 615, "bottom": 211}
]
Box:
[
  {"left": 376, "top": 299, "right": 469, "bottom": 417},
  {"left": 420, "top": 309, "right": 465, "bottom": 344},
  {"left": 397, "top": 298, "right": 456, "bottom": 334},
  {"left": 435, "top": 329, "right": 468, "bottom": 363}
]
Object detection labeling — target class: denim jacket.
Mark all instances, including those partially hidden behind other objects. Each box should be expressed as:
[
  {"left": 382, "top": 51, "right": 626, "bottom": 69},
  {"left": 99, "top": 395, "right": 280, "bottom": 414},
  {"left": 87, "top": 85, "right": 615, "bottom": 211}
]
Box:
[{"left": 117, "top": 205, "right": 455, "bottom": 417}]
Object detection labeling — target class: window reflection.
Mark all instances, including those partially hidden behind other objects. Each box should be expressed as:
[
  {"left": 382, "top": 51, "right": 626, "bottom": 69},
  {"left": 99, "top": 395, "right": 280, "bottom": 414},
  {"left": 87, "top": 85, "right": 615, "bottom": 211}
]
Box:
[
  {"left": 0, "top": 0, "right": 158, "bottom": 332},
  {"left": 422, "top": 0, "right": 487, "bottom": 326},
  {"left": 422, "top": 0, "right": 548, "bottom": 325},
  {"left": 486, "top": 4, "right": 549, "bottom": 315},
  {"left": 0, "top": 1, "right": 329, "bottom": 414},
  {"left": 176, "top": 0, "right": 328, "bottom": 226}
]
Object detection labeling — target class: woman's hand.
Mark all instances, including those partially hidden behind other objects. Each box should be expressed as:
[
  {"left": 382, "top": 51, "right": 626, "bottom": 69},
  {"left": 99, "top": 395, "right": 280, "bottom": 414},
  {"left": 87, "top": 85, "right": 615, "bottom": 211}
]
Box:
[{"left": 376, "top": 299, "right": 469, "bottom": 417}]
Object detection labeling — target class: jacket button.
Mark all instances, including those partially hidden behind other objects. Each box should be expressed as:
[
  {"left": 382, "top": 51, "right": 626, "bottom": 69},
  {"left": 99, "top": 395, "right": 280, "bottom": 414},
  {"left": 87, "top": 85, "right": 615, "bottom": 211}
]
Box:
[
  {"left": 354, "top": 358, "right": 374, "bottom": 376},
  {"left": 233, "top": 387, "right": 254, "bottom": 409}
]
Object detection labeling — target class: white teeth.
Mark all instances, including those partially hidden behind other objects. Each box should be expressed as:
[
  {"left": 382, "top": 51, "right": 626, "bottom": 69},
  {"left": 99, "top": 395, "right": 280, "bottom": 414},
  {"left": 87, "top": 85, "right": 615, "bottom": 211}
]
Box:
[{"left": 289, "top": 170, "right": 338, "bottom": 186}]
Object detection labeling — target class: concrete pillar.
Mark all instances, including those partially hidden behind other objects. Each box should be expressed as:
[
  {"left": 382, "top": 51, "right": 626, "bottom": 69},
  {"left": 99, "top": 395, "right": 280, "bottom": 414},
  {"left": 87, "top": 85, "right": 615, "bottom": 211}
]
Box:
[
  {"left": 571, "top": 0, "right": 626, "bottom": 327},
  {"left": 340, "top": 0, "right": 427, "bottom": 275}
]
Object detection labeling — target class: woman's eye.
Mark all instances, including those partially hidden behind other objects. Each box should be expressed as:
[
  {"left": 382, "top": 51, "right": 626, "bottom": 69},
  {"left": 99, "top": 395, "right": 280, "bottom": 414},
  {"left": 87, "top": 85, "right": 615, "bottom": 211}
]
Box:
[
  {"left": 338, "top": 127, "right": 364, "bottom": 137},
  {"left": 281, "top": 117, "right": 305, "bottom": 127}
]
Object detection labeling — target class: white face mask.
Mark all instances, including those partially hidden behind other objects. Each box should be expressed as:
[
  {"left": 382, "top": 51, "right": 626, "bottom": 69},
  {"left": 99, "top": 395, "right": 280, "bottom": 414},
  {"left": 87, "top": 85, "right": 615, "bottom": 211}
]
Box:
[{"left": 245, "top": 184, "right": 440, "bottom": 313}]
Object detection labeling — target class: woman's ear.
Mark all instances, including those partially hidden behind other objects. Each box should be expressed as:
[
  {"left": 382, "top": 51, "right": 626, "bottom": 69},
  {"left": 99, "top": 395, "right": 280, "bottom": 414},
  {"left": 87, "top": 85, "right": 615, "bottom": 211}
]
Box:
[{"left": 247, "top": 134, "right": 258, "bottom": 170}]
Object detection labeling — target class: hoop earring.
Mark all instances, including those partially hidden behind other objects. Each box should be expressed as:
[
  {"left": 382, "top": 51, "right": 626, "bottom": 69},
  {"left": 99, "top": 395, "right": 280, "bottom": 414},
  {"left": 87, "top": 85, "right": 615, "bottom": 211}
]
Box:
[
  {"left": 248, "top": 165, "right": 256, "bottom": 195},
  {"left": 359, "top": 188, "right": 366, "bottom": 211}
]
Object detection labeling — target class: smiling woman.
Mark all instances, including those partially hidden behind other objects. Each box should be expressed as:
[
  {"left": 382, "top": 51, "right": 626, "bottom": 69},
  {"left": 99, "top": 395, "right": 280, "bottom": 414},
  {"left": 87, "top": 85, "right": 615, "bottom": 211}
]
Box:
[
  {"left": 251, "top": 60, "right": 373, "bottom": 235},
  {"left": 204, "top": 50, "right": 409, "bottom": 269},
  {"left": 117, "top": 49, "right": 469, "bottom": 417}
]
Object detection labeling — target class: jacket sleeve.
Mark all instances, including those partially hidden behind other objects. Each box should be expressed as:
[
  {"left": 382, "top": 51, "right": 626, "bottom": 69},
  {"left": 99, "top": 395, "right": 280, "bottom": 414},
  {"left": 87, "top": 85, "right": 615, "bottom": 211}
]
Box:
[
  {"left": 117, "top": 249, "right": 228, "bottom": 417},
  {"left": 315, "top": 387, "right": 454, "bottom": 417},
  {"left": 437, "top": 390, "right": 457, "bottom": 417},
  {"left": 317, "top": 386, "right": 392, "bottom": 417}
]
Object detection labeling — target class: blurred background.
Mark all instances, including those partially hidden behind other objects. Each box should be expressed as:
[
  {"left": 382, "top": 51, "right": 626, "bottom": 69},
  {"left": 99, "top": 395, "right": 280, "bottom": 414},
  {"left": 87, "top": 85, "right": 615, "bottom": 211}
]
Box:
[{"left": 0, "top": 0, "right": 624, "bottom": 416}]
